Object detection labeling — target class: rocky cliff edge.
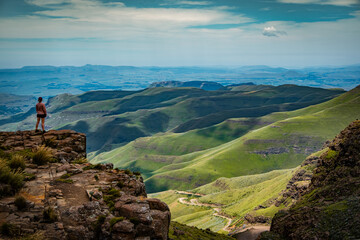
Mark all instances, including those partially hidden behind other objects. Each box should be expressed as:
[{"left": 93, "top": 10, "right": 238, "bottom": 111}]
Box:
[{"left": 0, "top": 130, "right": 171, "bottom": 240}]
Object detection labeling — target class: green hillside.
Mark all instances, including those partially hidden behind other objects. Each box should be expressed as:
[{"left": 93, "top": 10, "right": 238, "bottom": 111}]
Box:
[
  {"left": 151, "top": 190, "right": 229, "bottom": 233},
  {"left": 0, "top": 85, "right": 341, "bottom": 154},
  {"left": 93, "top": 86, "right": 360, "bottom": 192},
  {"left": 151, "top": 169, "right": 294, "bottom": 232},
  {"left": 198, "top": 169, "right": 294, "bottom": 218}
]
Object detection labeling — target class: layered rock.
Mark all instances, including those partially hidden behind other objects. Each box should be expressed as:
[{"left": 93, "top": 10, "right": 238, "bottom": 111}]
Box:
[
  {"left": 261, "top": 120, "right": 360, "bottom": 239},
  {"left": 0, "top": 130, "right": 86, "bottom": 162},
  {"left": 0, "top": 130, "right": 170, "bottom": 240},
  {"left": 272, "top": 155, "right": 320, "bottom": 208}
]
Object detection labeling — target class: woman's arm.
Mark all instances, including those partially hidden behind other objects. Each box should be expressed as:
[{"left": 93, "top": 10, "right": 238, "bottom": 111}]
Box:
[{"left": 42, "top": 103, "right": 47, "bottom": 115}]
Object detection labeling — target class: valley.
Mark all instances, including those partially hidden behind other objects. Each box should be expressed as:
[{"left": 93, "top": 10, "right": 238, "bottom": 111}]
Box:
[
  {"left": 0, "top": 77, "right": 359, "bottom": 236},
  {"left": 93, "top": 85, "right": 360, "bottom": 193}
]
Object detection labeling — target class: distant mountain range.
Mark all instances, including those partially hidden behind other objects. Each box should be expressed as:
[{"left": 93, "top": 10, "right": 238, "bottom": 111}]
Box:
[
  {"left": 149, "top": 81, "right": 224, "bottom": 90},
  {"left": 0, "top": 64, "right": 359, "bottom": 99}
]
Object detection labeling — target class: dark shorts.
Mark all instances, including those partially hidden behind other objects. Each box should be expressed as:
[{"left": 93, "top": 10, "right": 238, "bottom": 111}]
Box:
[{"left": 37, "top": 114, "right": 47, "bottom": 118}]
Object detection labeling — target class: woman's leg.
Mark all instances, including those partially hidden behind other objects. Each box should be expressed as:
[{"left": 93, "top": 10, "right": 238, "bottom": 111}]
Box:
[
  {"left": 41, "top": 117, "right": 45, "bottom": 131},
  {"left": 36, "top": 117, "right": 40, "bottom": 130}
]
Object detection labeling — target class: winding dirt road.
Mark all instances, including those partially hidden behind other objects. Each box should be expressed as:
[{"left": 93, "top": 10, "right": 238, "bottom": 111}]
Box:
[
  {"left": 177, "top": 195, "right": 233, "bottom": 232},
  {"left": 176, "top": 190, "right": 270, "bottom": 238}
]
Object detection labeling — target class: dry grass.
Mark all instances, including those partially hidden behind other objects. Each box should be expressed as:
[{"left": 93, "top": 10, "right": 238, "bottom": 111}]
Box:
[{"left": 32, "top": 145, "right": 53, "bottom": 165}]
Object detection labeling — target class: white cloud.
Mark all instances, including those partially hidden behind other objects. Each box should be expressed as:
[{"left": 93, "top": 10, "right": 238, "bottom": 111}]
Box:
[
  {"left": 262, "top": 26, "right": 287, "bottom": 37},
  {"left": 160, "top": 0, "right": 213, "bottom": 6},
  {"left": 278, "top": 0, "right": 359, "bottom": 6},
  {"left": 26, "top": 0, "right": 71, "bottom": 6},
  {"left": 0, "top": 0, "right": 359, "bottom": 67},
  {"left": 0, "top": 0, "right": 250, "bottom": 40},
  {"left": 177, "top": 1, "right": 212, "bottom": 5}
]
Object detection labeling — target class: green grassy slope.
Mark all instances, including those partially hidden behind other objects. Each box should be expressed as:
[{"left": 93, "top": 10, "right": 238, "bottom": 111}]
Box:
[
  {"left": 90, "top": 118, "right": 269, "bottom": 176},
  {"left": 206, "top": 169, "right": 294, "bottom": 218},
  {"left": 172, "top": 85, "right": 344, "bottom": 132},
  {"left": 150, "top": 190, "right": 229, "bottom": 232},
  {"left": 94, "top": 86, "right": 359, "bottom": 192},
  {"left": 0, "top": 85, "right": 344, "bottom": 155},
  {"left": 193, "top": 169, "right": 294, "bottom": 221},
  {"left": 193, "top": 169, "right": 292, "bottom": 195},
  {"left": 152, "top": 169, "right": 294, "bottom": 232},
  {"left": 147, "top": 86, "right": 360, "bottom": 192}
]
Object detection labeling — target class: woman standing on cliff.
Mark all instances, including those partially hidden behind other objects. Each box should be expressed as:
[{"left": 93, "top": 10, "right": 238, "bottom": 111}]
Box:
[{"left": 35, "top": 97, "right": 47, "bottom": 133}]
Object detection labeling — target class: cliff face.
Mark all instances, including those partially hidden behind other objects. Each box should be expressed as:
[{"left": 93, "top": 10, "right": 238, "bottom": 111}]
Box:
[
  {"left": 0, "top": 130, "right": 170, "bottom": 240},
  {"left": 263, "top": 121, "right": 360, "bottom": 240}
]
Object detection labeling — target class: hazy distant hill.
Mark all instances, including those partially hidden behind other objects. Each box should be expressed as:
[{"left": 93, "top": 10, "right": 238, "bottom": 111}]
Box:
[
  {"left": 0, "top": 93, "right": 36, "bottom": 118},
  {"left": 149, "top": 81, "right": 224, "bottom": 90},
  {"left": 0, "top": 65, "right": 359, "bottom": 98}
]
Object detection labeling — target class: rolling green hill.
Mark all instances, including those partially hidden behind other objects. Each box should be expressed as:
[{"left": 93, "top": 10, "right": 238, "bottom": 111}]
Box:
[
  {"left": 92, "top": 86, "right": 360, "bottom": 192},
  {"left": 150, "top": 168, "right": 294, "bottom": 232},
  {"left": 0, "top": 85, "right": 342, "bottom": 154}
]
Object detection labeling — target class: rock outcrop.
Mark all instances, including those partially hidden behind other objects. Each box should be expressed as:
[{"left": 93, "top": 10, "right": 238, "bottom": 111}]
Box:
[
  {"left": 272, "top": 155, "right": 320, "bottom": 208},
  {"left": 0, "top": 130, "right": 170, "bottom": 240},
  {"left": 261, "top": 120, "right": 360, "bottom": 240},
  {"left": 0, "top": 130, "right": 86, "bottom": 162}
]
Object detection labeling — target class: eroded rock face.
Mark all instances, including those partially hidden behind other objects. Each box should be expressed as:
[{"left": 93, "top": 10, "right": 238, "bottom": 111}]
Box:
[
  {"left": 0, "top": 130, "right": 86, "bottom": 162},
  {"left": 263, "top": 120, "right": 360, "bottom": 240},
  {"left": 273, "top": 156, "right": 319, "bottom": 208},
  {"left": 0, "top": 130, "right": 170, "bottom": 240}
]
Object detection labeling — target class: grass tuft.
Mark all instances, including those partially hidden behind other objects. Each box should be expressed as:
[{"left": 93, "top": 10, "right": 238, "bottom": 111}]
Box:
[
  {"left": 0, "top": 222, "right": 17, "bottom": 236},
  {"left": 14, "top": 195, "right": 27, "bottom": 210},
  {"left": 93, "top": 215, "right": 106, "bottom": 238},
  {"left": 32, "top": 146, "right": 53, "bottom": 165},
  {"left": 102, "top": 188, "right": 121, "bottom": 211},
  {"left": 60, "top": 173, "right": 72, "bottom": 179},
  {"left": 324, "top": 149, "right": 339, "bottom": 160},
  {"left": 43, "top": 207, "right": 58, "bottom": 222},
  {"left": 72, "top": 157, "right": 88, "bottom": 164},
  {"left": 9, "top": 154, "right": 26, "bottom": 171},
  {"left": 110, "top": 217, "right": 125, "bottom": 229},
  {"left": 55, "top": 178, "right": 73, "bottom": 184},
  {"left": 83, "top": 164, "right": 103, "bottom": 171},
  {"left": 0, "top": 158, "right": 24, "bottom": 197}
]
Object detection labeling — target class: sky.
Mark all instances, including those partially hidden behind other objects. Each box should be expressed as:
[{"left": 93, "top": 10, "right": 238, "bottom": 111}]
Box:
[{"left": 0, "top": 0, "right": 359, "bottom": 68}]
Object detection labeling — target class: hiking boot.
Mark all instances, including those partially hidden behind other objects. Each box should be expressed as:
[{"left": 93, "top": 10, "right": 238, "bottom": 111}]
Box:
[
  {"left": 43, "top": 130, "right": 46, "bottom": 133},
  {"left": 35, "top": 129, "right": 40, "bottom": 133}
]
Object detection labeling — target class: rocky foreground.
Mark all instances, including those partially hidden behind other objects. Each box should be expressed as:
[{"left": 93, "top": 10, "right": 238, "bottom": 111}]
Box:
[{"left": 0, "top": 130, "right": 170, "bottom": 240}]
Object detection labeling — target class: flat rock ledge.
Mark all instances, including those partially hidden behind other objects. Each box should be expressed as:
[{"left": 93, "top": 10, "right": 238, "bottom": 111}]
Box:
[{"left": 0, "top": 130, "right": 86, "bottom": 162}]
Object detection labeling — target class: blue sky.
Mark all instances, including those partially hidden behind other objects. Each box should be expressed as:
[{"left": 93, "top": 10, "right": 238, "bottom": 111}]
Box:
[{"left": 0, "top": 0, "right": 359, "bottom": 68}]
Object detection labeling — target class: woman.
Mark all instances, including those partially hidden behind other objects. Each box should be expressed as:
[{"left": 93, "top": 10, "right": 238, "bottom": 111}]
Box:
[{"left": 35, "top": 97, "right": 47, "bottom": 133}]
